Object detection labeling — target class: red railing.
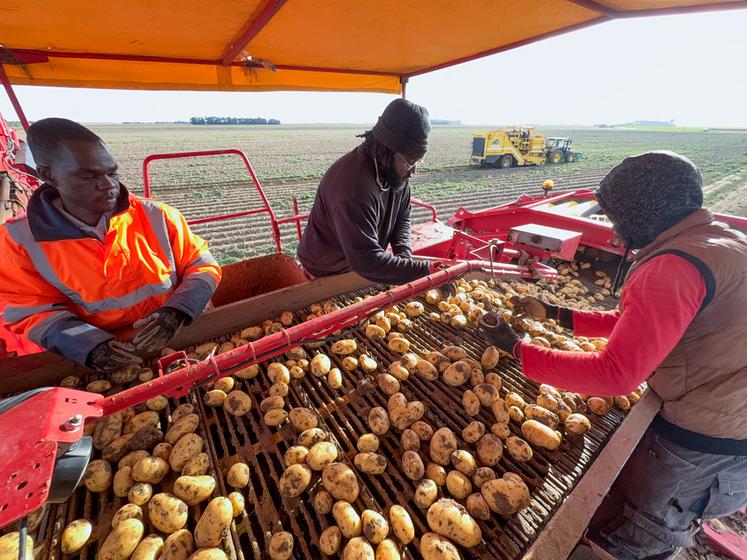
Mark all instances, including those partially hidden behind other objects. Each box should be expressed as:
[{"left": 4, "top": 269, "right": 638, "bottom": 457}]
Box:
[
  {"left": 412, "top": 197, "right": 439, "bottom": 222},
  {"left": 142, "top": 149, "right": 282, "bottom": 253}
]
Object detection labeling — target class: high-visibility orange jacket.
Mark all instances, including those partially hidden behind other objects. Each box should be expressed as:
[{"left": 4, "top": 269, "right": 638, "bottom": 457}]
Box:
[{"left": 0, "top": 184, "right": 221, "bottom": 365}]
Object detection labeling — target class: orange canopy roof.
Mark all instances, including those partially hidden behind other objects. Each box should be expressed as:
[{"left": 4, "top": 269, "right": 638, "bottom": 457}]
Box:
[{"left": 1, "top": 0, "right": 745, "bottom": 94}]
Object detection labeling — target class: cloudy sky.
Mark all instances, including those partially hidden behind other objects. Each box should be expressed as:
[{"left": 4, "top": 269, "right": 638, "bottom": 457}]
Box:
[{"left": 2, "top": 8, "right": 746, "bottom": 127}]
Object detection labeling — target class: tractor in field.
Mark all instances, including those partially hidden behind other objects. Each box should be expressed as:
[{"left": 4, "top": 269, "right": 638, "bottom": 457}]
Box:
[{"left": 470, "top": 127, "right": 581, "bottom": 167}]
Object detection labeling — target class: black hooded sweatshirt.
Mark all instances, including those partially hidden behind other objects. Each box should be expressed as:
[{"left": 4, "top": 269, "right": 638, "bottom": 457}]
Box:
[{"left": 297, "top": 146, "right": 429, "bottom": 284}]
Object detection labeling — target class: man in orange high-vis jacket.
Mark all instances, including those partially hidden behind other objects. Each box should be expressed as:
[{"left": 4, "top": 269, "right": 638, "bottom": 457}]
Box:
[{"left": 0, "top": 118, "right": 222, "bottom": 371}]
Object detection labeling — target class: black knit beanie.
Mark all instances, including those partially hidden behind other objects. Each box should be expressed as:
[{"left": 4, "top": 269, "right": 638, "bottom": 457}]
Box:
[
  {"left": 595, "top": 151, "right": 703, "bottom": 249},
  {"left": 372, "top": 99, "right": 430, "bottom": 160}
]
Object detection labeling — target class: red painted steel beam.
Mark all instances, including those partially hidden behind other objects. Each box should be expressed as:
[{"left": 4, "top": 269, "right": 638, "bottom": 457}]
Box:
[
  {"left": 568, "top": 0, "right": 747, "bottom": 18},
  {"left": 564, "top": 0, "right": 620, "bottom": 17},
  {"left": 220, "top": 0, "right": 288, "bottom": 66},
  {"left": 0, "top": 65, "right": 30, "bottom": 131}
]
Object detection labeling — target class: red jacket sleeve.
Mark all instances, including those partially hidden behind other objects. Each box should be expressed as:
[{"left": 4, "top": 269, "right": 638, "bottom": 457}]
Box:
[
  {"left": 571, "top": 308, "right": 620, "bottom": 338},
  {"left": 520, "top": 254, "right": 706, "bottom": 396}
]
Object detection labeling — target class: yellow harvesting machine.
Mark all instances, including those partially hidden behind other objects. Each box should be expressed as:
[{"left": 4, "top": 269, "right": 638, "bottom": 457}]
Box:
[{"left": 470, "top": 126, "right": 580, "bottom": 168}]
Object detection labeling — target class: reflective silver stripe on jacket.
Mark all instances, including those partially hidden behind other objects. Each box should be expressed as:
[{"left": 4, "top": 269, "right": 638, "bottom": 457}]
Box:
[
  {"left": 6, "top": 210, "right": 175, "bottom": 314},
  {"left": 187, "top": 250, "right": 218, "bottom": 269},
  {"left": 27, "top": 310, "right": 76, "bottom": 344},
  {"left": 140, "top": 199, "right": 178, "bottom": 285},
  {"left": 2, "top": 302, "right": 67, "bottom": 323}
]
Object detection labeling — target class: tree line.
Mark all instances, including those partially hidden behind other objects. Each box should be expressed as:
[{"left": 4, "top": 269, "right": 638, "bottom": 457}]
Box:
[{"left": 190, "top": 117, "right": 281, "bottom": 125}]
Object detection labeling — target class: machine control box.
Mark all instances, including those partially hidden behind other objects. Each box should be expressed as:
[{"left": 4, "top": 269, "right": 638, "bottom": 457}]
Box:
[{"left": 507, "top": 223, "right": 581, "bottom": 261}]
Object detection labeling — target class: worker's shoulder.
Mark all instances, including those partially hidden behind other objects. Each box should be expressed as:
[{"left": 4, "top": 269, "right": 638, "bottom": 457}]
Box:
[
  {"left": 129, "top": 194, "right": 185, "bottom": 220},
  {"left": 0, "top": 214, "right": 29, "bottom": 244},
  {"left": 319, "top": 146, "right": 376, "bottom": 199}
]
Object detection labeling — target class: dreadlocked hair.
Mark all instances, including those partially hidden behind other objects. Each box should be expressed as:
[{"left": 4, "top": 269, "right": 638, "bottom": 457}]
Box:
[{"left": 358, "top": 130, "right": 395, "bottom": 171}]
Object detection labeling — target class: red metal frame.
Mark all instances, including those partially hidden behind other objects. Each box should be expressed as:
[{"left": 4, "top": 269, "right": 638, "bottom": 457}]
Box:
[
  {"left": 411, "top": 197, "right": 439, "bottom": 222},
  {"left": 0, "top": 65, "right": 30, "bottom": 131},
  {"left": 220, "top": 0, "right": 289, "bottom": 65},
  {"left": 142, "top": 148, "right": 282, "bottom": 253}
]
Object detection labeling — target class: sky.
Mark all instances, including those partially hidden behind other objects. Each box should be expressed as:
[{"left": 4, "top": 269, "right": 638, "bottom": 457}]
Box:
[{"left": 2, "top": 9, "right": 747, "bottom": 128}]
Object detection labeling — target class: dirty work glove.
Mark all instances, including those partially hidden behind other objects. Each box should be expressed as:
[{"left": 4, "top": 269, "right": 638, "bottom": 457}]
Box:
[
  {"left": 132, "top": 307, "right": 188, "bottom": 354},
  {"left": 478, "top": 313, "right": 522, "bottom": 359},
  {"left": 428, "top": 261, "right": 458, "bottom": 298},
  {"left": 510, "top": 296, "right": 573, "bottom": 329},
  {"left": 87, "top": 339, "right": 143, "bottom": 372}
]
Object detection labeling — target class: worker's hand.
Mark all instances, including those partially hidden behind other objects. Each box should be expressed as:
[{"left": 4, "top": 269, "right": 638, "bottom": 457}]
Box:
[
  {"left": 132, "top": 307, "right": 188, "bottom": 354},
  {"left": 428, "top": 261, "right": 459, "bottom": 298},
  {"left": 510, "top": 296, "right": 557, "bottom": 321},
  {"left": 478, "top": 313, "right": 522, "bottom": 358},
  {"left": 87, "top": 339, "right": 143, "bottom": 372}
]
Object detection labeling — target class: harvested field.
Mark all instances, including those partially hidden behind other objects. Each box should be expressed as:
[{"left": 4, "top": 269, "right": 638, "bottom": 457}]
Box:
[{"left": 86, "top": 124, "right": 747, "bottom": 263}]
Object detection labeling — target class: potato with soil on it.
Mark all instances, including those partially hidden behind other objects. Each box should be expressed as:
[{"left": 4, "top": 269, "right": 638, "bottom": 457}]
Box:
[
  {"left": 426, "top": 462, "right": 447, "bottom": 486},
  {"left": 521, "top": 419, "right": 562, "bottom": 450},
  {"left": 463, "top": 389, "right": 481, "bottom": 417},
  {"left": 130, "top": 425, "right": 164, "bottom": 452},
  {"left": 505, "top": 392, "right": 526, "bottom": 409},
  {"left": 389, "top": 505, "right": 415, "bottom": 545},
  {"left": 331, "top": 339, "right": 358, "bottom": 355},
  {"left": 318, "top": 526, "right": 342, "bottom": 555},
  {"left": 148, "top": 493, "right": 188, "bottom": 534},
  {"left": 445, "top": 470, "right": 473, "bottom": 500},
  {"left": 212, "top": 376, "right": 235, "bottom": 394},
  {"left": 204, "top": 390, "right": 227, "bottom": 407},
  {"left": 506, "top": 436, "right": 533, "bottom": 463},
  {"left": 297, "top": 427, "right": 326, "bottom": 448},
  {"left": 491, "top": 399, "right": 510, "bottom": 424},
  {"left": 223, "top": 390, "right": 252, "bottom": 416},
  {"left": 359, "top": 354, "right": 379, "bottom": 373},
  {"left": 310, "top": 354, "right": 332, "bottom": 377},
  {"left": 182, "top": 452, "right": 210, "bottom": 476},
  {"left": 333, "top": 501, "right": 363, "bottom": 539},
  {"left": 466, "top": 493, "right": 492, "bottom": 521},
  {"left": 388, "top": 336, "right": 410, "bottom": 353},
  {"left": 565, "top": 413, "right": 592, "bottom": 435},
  {"left": 228, "top": 492, "right": 245, "bottom": 517},
  {"left": 342, "top": 537, "right": 374, "bottom": 560},
  {"left": 93, "top": 412, "right": 124, "bottom": 450},
  {"left": 400, "top": 450, "right": 424, "bottom": 480},
  {"left": 462, "top": 421, "right": 485, "bottom": 444},
  {"left": 323, "top": 462, "right": 360, "bottom": 502},
  {"left": 473, "top": 383, "right": 500, "bottom": 408},
  {"left": 264, "top": 408, "right": 288, "bottom": 427},
  {"left": 472, "top": 467, "right": 496, "bottom": 489},
  {"left": 160, "top": 529, "right": 194, "bottom": 560},
  {"left": 172, "top": 475, "right": 216, "bottom": 506},
  {"left": 429, "top": 427, "right": 457, "bottom": 466},
  {"left": 260, "top": 396, "right": 285, "bottom": 413},
  {"left": 113, "top": 465, "right": 135, "bottom": 497},
  {"left": 278, "top": 463, "right": 312, "bottom": 498},
  {"left": 475, "top": 433, "right": 504, "bottom": 467},
  {"left": 169, "top": 433, "right": 204, "bottom": 472},
  {"left": 268, "top": 531, "right": 294, "bottom": 560},
  {"left": 415, "top": 359, "right": 439, "bottom": 381},
  {"left": 376, "top": 539, "right": 401, "bottom": 560},
  {"left": 426, "top": 498, "right": 482, "bottom": 548},
  {"left": 289, "top": 407, "right": 318, "bottom": 431},
  {"left": 586, "top": 396, "right": 611, "bottom": 416},
  {"left": 267, "top": 363, "right": 291, "bottom": 384},
  {"left": 415, "top": 479, "right": 439, "bottom": 509},
  {"left": 234, "top": 364, "right": 259, "bottom": 379},
  {"left": 112, "top": 503, "right": 144, "bottom": 529},
  {"left": 194, "top": 497, "right": 233, "bottom": 548},
  {"left": 405, "top": 301, "right": 425, "bottom": 317},
  {"left": 388, "top": 361, "right": 410, "bottom": 381},
  {"left": 450, "top": 449, "right": 477, "bottom": 477},
  {"left": 524, "top": 404, "right": 560, "bottom": 429},
  {"left": 442, "top": 361, "right": 471, "bottom": 387},
  {"left": 97, "top": 518, "right": 144, "bottom": 560},
  {"left": 377, "top": 373, "right": 400, "bottom": 395},
  {"left": 313, "top": 490, "right": 334, "bottom": 515},
  {"left": 357, "top": 433, "right": 380, "bottom": 453},
  {"left": 131, "top": 533, "right": 164, "bottom": 560},
  {"left": 307, "top": 442, "right": 339, "bottom": 471},
  {"left": 481, "top": 472, "right": 531, "bottom": 515},
  {"left": 401, "top": 428, "right": 420, "bottom": 451},
  {"left": 171, "top": 404, "right": 194, "bottom": 423},
  {"left": 354, "top": 452, "right": 388, "bottom": 475},
  {"left": 132, "top": 456, "right": 170, "bottom": 484},
  {"left": 128, "top": 482, "right": 153, "bottom": 506},
  {"left": 83, "top": 459, "right": 112, "bottom": 492},
  {"left": 362, "top": 509, "right": 390, "bottom": 545},
  {"left": 509, "top": 405, "right": 525, "bottom": 423},
  {"left": 481, "top": 345, "right": 501, "bottom": 370},
  {"left": 187, "top": 549, "right": 227, "bottom": 560},
  {"left": 327, "top": 368, "right": 343, "bottom": 389},
  {"left": 368, "top": 406, "right": 390, "bottom": 435},
  {"left": 419, "top": 532, "right": 461, "bottom": 560},
  {"left": 411, "top": 420, "right": 434, "bottom": 441},
  {"left": 284, "top": 445, "right": 309, "bottom": 466},
  {"left": 441, "top": 345, "right": 467, "bottom": 361},
  {"left": 61, "top": 519, "right": 93, "bottom": 555}
]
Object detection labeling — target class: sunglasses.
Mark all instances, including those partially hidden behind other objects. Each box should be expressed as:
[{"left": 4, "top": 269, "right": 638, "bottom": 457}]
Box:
[{"left": 397, "top": 152, "right": 424, "bottom": 171}]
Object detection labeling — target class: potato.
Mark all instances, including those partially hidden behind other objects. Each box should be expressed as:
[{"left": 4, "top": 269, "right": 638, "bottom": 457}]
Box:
[
  {"left": 308, "top": 442, "right": 338, "bottom": 471},
  {"left": 524, "top": 404, "right": 560, "bottom": 429},
  {"left": 268, "top": 531, "right": 294, "bottom": 560},
  {"left": 297, "top": 428, "right": 326, "bottom": 448},
  {"left": 387, "top": 363, "right": 409, "bottom": 383},
  {"left": 429, "top": 428, "right": 457, "bottom": 466},
  {"left": 442, "top": 361, "right": 471, "bottom": 387},
  {"left": 127, "top": 411, "right": 160, "bottom": 434},
  {"left": 411, "top": 478, "right": 438, "bottom": 509},
  {"left": 359, "top": 354, "right": 379, "bottom": 373},
  {"left": 170, "top": 475, "right": 216, "bottom": 506},
  {"left": 509, "top": 405, "right": 525, "bottom": 423},
  {"left": 395, "top": 450, "right": 421, "bottom": 480},
  {"left": 463, "top": 390, "right": 481, "bottom": 416},
  {"left": 323, "top": 462, "right": 360, "bottom": 502},
  {"left": 212, "top": 376, "right": 235, "bottom": 394},
  {"left": 426, "top": 498, "right": 482, "bottom": 548},
  {"left": 194, "top": 497, "right": 233, "bottom": 548},
  {"left": 350, "top": 435, "right": 379, "bottom": 456},
  {"left": 401, "top": 429, "right": 420, "bottom": 451},
  {"left": 223, "top": 390, "right": 252, "bottom": 416},
  {"left": 341, "top": 356, "right": 359, "bottom": 371},
  {"left": 481, "top": 345, "right": 500, "bottom": 370},
  {"left": 614, "top": 396, "right": 631, "bottom": 411},
  {"left": 260, "top": 396, "right": 285, "bottom": 413},
  {"left": 160, "top": 530, "right": 194, "bottom": 560},
  {"left": 376, "top": 373, "right": 400, "bottom": 396},
  {"left": 195, "top": 342, "right": 218, "bottom": 356},
  {"left": 485, "top": 372, "right": 503, "bottom": 391},
  {"left": 366, "top": 324, "right": 387, "bottom": 340},
  {"left": 133, "top": 457, "right": 169, "bottom": 484},
  {"left": 327, "top": 367, "right": 343, "bottom": 389},
  {"left": 565, "top": 413, "right": 592, "bottom": 435},
  {"left": 387, "top": 336, "right": 411, "bottom": 353},
  {"left": 412, "top": 421, "right": 434, "bottom": 441},
  {"left": 426, "top": 462, "right": 447, "bottom": 486},
  {"left": 83, "top": 459, "right": 112, "bottom": 492},
  {"left": 331, "top": 339, "right": 357, "bottom": 355},
  {"left": 284, "top": 445, "right": 309, "bottom": 466},
  {"left": 390, "top": 401, "right": 426, "bottom": 431},
  {"left": 445, "top": 470, "right": 472, "bottom": 500},
  {"left": 450, "top": 315, "right": 467, "bottom": 329},
  {"left": 130, "top": 425, "right": 164, "bottom": 452},
  {"left": 131, "top": 534, "right": 164, "bottom": 560},
  {"left": 234, "top": 364, "right": 259, "bottom": 379},
  {"left": 313, "top": 490, "right": 334, "bottom": 515},
  {"left": 420, "top": 533, "right": 460, "bottom": 560},
  {"left": 188, "top": 549, "right": 227, "bottom": 560},
  {"left": 333, "top": 501, "right": 363, "bottom": 538},
  {"left": 521, "top": 419, "right": 561, "bottom": 450},
  {"left": 113, "top": 465, "right": 135, "bottom": 497},
  {"left": 112, "top": 503, "right": 144, "bottom": 529},
  {"left": 587, "top": 396, "right": 611, "bottom": 415},
  {"left": 288, "top": 407, "right": 318, "bottom": 431},
  {"left": 278, "top": 463, "right": 312, "bottom": 498},
  {"left": 203, "top": 389, "right": 227, "bottom": 407},
  {"left": 87, "top": 379, "right": 112, "bottom": 393},
  {"left": 128, "top": 482, "right": 153, "bottom": 506},
  {"left": 169, "top": 433, "right": 204, "bottom": 472},
  {"left": 462, "top": 421, "right": 485, "bottom": 444},
  {"left": 310, "top": 354, "right": 332, "bottom": 377},
  {"left": 450, "top": 450, "right": 477, "bottom": 477},
  {"left": 318, "top": 526, "right": 342, "bottom": 555},
  {"left": 97, "top": 518, "right": 144, "bottom": 560},
  {"left": 61, "top": 519, "right": 93, "bottom": 554},
  {"left": 343, "top": 537, "right": 374, "bottom": 560},
  {"left": 355, "top": 452, "right": 388, "bottom": 475},
  {"left": 169, "top": 404, "right": 193, "bottom": 424},
  {"left": 153, "top": 442, "right": 173, "bottom": 462},
  {"left": 266, "top": 363, "right": 290, "bottom": 385},
  {"left": 441, "top": 345, "right": 467, "bottom": 361},
  {"left": 60, "top": 375, "right": 80, "bottom": 388},
  {"left": 476, "top": 434, "right": 504, "bottom": 467},
  {"left": 405, "top": 301, "right": 425, "bottom": 317},
  {"left": 472, "top": 384, "right": 498, "bottom": 409},
  {"left": 536, "top": 393, "right": 561, "bottom": 413},
  {"left": 269, "top": 381, "right": 289, "bottom": 397},
  {"left": 415, "top": 359, "right": 439, "bottom": 381},
  {"left": 466, "top": 493, "right": 491, "bottom": 521},
  {"left": 506, "top": 436, "right": 533, "bottom": 463},
  {"left": 148, "top": 493, "right": 188, "bottom": 533},
  {"left": 361, "top": 510, "right": 390, "bottom": 545},
  {"left": 376, "top": 539, "right": 401, "bottom": 560},
  {"left": 481, "top": 473, "right": 531, "bottom": 514},
  {"left": 375, "top": 316, "right": 392, "bottom": 333},
  {"left": 94, "top": 413, "right": 124, "bottom": 450},
  {"left": 264, "top": 408, "right": 288, "bottom": 427},
  {"left": 103, "top": 433, "right": 135, "bottom": 463},
  {"left": 225, "top": 491, "right": 244, "bottom": 518},
  {"left": 182, "top": 452, "right": 210, "bottom": 476},
  {"left": 505, "top": 392, "right": 526, "bottom": 409},
  {"left": 389, "top": 505, "right": 415, "bottom": 545},
  {"left": 289, "top": 365, "right": 306, "bottom": 379},
  {"left": 472, "top": 466, "right": 496, "bottom": 489},
  {"left": 368, "top": 407, "right": 390, "bottom": 435}
]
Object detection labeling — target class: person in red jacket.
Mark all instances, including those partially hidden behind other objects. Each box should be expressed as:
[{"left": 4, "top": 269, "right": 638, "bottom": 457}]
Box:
[
  {"left": 0, "top": 118, "right": 221, "bottom": 371},
  {"left": 479, "top": 151, "right": 747, "bottom": 560}
]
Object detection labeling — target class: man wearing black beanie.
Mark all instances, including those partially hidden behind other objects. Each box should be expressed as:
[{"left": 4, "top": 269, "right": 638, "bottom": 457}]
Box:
[{"left": 297, "top": 99, "right": 434, "bottom": 284}]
